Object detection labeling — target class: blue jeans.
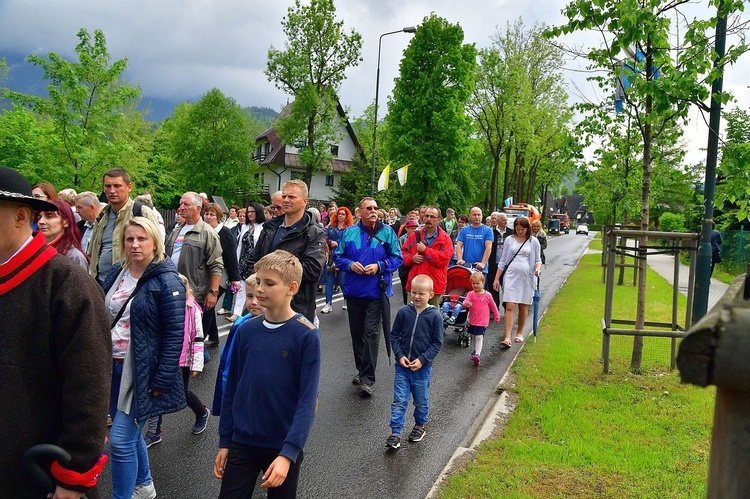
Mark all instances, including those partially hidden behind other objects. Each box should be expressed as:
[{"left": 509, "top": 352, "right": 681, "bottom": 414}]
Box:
[
  {"left": 325, "top": 269, "right": 345, "bottom": 303},
  {"left": 390, "top": 364, "right": 432, "bottom": 434},
  {"left": 441, "top": 302, "right": 463, "bottom": 318},
  {"left": 109, "top": 361, "right": 152, "bottom": 499}
]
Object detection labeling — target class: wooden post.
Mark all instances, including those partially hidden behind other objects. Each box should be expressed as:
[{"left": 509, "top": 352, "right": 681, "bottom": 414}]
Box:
[{"left": 678, "top": 274, "right": 750, "bottom": 498}]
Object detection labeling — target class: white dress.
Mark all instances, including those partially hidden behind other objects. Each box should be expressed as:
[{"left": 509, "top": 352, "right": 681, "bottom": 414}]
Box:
[{"left": 501, "top": 237, "right": 534, "bottom": 305}]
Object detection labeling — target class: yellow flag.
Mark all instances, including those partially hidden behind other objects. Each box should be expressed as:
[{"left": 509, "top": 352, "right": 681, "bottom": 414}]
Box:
[
  {"left": 396, "top": 164, "right": 410, "bottom": 186},
  {"left": 377, "top": 164, "right": 391, "bottom": 191}
]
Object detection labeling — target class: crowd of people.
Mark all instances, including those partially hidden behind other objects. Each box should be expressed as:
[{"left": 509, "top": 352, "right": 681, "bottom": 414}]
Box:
[{"left": 2, "top": 166, "right": 545, "bottom": 498}]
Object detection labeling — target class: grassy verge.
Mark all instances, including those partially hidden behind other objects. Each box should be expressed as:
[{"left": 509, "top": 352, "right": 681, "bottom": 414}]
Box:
[{"left": 437, "top": 250, "right": 715, "bottom": 498}]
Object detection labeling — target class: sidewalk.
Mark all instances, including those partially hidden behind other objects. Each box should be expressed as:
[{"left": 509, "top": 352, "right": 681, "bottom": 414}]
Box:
[{"left": 647, "top": 253, "right": 730, "bottom": 311}]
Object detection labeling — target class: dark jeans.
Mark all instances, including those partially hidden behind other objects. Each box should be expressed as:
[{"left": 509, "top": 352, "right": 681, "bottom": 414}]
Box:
[
  {"left": 151, "top": 367, "right": 205, "bottom": 433},
  {"left": 203, "top": 301, "right": 219, "bottom": 342},
  {"left": 346, "top": 297, "right": 382, "bottom": 386},
  {"left": 219, "top": 442, "right": 303, "bottom": 499}
]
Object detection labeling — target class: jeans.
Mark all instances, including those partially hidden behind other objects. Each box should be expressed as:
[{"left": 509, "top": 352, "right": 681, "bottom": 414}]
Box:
[
  {"left": 346, "top": 297, "right": 382, "bottom": 386},
  {"left": 219, "top": 442, "right": 303, "bottom": 499},
  {"left": 110, "top": 361, "right": 152, "bottom": 499},
  {"left": 390, "top": 364, "right": 432, "bottom": 434},
  {"left": 324, "top": 270, "right": 345, "bottom": 303},
  {"left": 441, "top": 302, "right": 463, "bottom": 318}
]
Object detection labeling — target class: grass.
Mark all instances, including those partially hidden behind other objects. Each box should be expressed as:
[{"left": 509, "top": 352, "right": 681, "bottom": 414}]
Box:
[{"left": 436, "top": 250, "right": 715, "bottom": 499}]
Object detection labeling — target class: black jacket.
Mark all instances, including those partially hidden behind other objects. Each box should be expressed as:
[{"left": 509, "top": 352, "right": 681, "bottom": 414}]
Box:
[{"left": 248, "top": 212, "right": 326, "bottom": 321}]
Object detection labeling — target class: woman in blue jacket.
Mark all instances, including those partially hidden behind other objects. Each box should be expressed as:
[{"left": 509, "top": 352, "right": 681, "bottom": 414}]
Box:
[{"left": 102, "top": 217, "right": 187, "bottom": 499}]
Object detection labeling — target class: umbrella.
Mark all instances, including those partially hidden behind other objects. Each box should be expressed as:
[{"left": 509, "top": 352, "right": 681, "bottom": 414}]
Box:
[
  {"left": 380, "top": 276, "right": 392, "bottom": 363},
  {"left": 532, "top": 274, "right": 541, "bottom": 342}
]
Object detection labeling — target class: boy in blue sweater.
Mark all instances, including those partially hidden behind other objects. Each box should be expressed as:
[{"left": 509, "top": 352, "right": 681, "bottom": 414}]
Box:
[
  {"left": 214, "top": 250, "right": 321, "bottom": 497},
  {"left": 387, "top": 274, "right": 444, "bottom": 449}
]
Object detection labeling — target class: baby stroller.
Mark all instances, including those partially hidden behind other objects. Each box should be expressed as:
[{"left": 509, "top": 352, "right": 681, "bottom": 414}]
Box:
[{"left": 439, "top": 265, "right": 476, "bottom": 347}]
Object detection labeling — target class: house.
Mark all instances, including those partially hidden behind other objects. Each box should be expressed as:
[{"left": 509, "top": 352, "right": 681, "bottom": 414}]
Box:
[{"left": 251, "top": 100, "right": 366, "bottom": 201}]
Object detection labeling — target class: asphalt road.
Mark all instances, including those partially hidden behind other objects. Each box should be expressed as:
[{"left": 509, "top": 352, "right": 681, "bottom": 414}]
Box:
[{"left": 98, "top": 231, "right": 593, "bottom": 498}]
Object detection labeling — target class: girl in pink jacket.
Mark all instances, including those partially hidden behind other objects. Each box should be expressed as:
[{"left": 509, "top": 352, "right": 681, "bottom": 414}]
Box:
[{"left": 462, "top": 272, "right": 500, "bottom": 366}]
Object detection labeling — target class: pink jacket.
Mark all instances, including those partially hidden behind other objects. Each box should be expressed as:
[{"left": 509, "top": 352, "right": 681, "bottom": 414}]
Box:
[
  {"left": 179, "top": 297, "right": 204, "bottom": 372},
  {"left": 464, "top": 290, "right": 500, "bottom": 327}
]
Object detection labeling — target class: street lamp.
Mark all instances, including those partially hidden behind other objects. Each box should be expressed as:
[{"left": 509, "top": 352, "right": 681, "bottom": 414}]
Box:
[{"left": 370, "top": 26, "right": 417, "bottom": 197}]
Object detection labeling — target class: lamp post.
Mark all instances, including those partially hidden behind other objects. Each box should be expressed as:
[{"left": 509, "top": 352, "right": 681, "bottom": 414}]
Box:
[{"left": 370, "top": 26, "right": 417, "bottom": 197}]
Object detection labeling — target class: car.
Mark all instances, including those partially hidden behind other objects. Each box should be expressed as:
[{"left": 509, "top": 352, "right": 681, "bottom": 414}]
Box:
[{"left": 576, "top": 224, "right": 589, "bottom": 235}]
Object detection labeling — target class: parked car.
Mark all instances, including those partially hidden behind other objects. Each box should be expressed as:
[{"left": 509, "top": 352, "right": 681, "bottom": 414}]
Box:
[{"left": 576, "top": 224, "right": 589, "bottom": 235}]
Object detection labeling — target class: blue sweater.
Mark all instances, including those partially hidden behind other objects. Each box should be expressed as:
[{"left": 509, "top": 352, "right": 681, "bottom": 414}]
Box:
[
  {"left": 390, "top": 304, "right": 444, "bottom": 367},
  {"left": 218, "top": 314, "right": 321, "bottom": 463}
]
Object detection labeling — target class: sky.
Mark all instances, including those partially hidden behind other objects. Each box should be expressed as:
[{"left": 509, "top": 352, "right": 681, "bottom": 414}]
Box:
[{"left": 1, "top": 0, "right": 748, "bottom": 167}]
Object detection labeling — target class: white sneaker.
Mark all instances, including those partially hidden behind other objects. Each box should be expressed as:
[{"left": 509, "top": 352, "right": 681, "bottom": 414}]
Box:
[
  {"left": 217, "top": 308, "right": 229, "bottom": 315},
  {"left": 342, "top": 304, "right": 348, "bottom": 310},
  {"left": 321, "top": 303, "right": 333, "bottom": 314},
  {"left": 132, "top": 480, "right": 156, "bottom": 499},
  {"left": 313, "top": 315, "right": 320, "bottom": 328}
]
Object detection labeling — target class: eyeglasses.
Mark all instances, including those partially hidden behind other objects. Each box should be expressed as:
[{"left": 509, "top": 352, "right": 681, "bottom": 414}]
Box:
[
  {"left": 423, "top": 214, "right": 438, "bottom": 219},
  {"left": 33, "top": 194, "right": 49, "bottom": 200},
  {"left": 363, "top": 206, "right": 379, "bottom": 211},
  {"left": 271, "top": 205, "right": 282, "bottom": 211}
]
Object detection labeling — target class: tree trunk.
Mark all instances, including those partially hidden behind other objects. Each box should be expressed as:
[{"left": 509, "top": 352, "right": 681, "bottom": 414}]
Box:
[
  {"left": 490, "top": 154, "right": 500, "bottom": 211},
  {"left": 503, "top": 138, "right": 512, "bottom": 202}
]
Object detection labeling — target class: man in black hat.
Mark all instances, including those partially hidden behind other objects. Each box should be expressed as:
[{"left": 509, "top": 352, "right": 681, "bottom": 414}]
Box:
[{"left": 0, "top": 168, "right": 111, "bottom": 499}]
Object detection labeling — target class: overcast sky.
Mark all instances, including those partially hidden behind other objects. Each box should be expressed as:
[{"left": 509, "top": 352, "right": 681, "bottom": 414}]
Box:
[{"left": 1, "top": 0, "right": 748, "bottom": 167}]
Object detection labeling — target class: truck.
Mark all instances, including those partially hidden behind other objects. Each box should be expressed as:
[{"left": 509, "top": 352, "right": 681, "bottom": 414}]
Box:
[
  {"left": 551, "top": 213, "right": 570, "bottom": 234},
  {"left": 503, "top": 202, "right": 541, "bottom": 228}
]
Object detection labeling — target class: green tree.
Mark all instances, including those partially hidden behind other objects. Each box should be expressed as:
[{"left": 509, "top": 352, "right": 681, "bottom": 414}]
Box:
[
  {"left": 716, "top": 108, "right": 750, "bottom": 221},
  {"left": 548, "top": 0, "right": 748, "bottom": 373},
  {"left": 164, "top": 89, "right": 259, "bottom": 202},
  {"left": 385, "top": 14, "right": 477, "bottom": 210},
  {"left": 3, "top": 29, "right": 147, "bottom": 190},
  {"left": 265, "top": 0, "right": 362, "bottom": 188}
]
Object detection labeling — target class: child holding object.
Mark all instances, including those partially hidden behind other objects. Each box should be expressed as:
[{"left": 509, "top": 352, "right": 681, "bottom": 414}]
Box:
[
  {"left": 387, "top": 275, "right": 444, "bottom": 449},
  {"left": 214, "top": 251, "right": 321, "bottom": 497},
  {"left": 463, "top": 272, "right": 500, "bottom": 366}
]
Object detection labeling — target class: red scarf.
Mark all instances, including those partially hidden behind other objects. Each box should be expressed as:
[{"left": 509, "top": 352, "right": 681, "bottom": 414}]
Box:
[{"left": 0, "top": 232, "right": 57, "bottom": 295}]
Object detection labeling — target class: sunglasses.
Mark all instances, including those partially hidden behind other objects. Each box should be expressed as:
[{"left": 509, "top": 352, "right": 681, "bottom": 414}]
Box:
[{"left": 363, "top": 206, "right": 379, "bottom": 211}]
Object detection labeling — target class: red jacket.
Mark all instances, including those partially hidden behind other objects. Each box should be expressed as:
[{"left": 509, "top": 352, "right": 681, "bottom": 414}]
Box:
[{"left": 401, "top": 227, "right": 454, "bottom": 294}]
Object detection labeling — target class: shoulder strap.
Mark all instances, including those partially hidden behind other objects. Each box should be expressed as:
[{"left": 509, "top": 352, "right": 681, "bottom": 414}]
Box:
[
  {"left": 110, "top": 278, "right": 145, "bottom": 329},
  {"left": 504, "top": 238, "right": 529, "bottom": 270}
]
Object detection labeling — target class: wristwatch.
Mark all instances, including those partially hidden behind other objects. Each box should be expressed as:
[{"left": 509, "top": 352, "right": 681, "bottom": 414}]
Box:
[{"left": 209, "top": 289, "right": 219, "bottom": 297}]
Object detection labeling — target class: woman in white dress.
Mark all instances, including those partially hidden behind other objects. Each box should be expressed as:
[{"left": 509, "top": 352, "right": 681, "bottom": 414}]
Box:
[{"left": 493, "top": 217, "right": 541, "bottom": 347}]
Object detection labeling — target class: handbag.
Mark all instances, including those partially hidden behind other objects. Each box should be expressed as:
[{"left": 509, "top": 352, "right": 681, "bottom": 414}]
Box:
[{"left": 499, "top": 237, "right": 528, "bottom": 288}]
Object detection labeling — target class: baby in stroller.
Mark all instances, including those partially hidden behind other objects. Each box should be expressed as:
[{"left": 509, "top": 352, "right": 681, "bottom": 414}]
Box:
[{"left": 439, "top": 265, "right": 475, "bottom": 346}]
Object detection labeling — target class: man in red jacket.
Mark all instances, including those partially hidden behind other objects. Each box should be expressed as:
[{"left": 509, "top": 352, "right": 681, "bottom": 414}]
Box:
[{"left": 401, "top": 206, "right": 454, "bottom": 306}]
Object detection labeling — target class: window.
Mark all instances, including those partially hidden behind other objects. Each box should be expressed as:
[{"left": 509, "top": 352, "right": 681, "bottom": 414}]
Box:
[
  {"left": 325, "top": 175, "right": 334, "bottom": 186},
  {"left": 330, "top": 145, "right": 339, "bottom": 156}
]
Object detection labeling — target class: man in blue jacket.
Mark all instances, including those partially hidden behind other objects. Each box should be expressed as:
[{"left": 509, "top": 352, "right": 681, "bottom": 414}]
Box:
[{"left": 336, "top": 197, "right": 403, "bottom": 397}]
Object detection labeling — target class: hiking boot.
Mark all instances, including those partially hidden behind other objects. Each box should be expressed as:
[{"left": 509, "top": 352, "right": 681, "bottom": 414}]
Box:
[
  {"left": 408, "top": 425, "right": 426, "bottom": 442},
  {"left": 143, "top": 431, "right": 162, "bottom": 448},
  {"left": 359, "top": 383, "right": 373, "bottom": 398},
  {"left": 321, "top": 303, "right": 333, "bottom": 314},
  {"left": 192, "top": 406, "right": 210, "bottom": 435},
  {"left": 386, "top": 434, "right": 401, "bottom": 449},
  {"left": 132, "top": 480, "right": 156, "bottom": 499}
]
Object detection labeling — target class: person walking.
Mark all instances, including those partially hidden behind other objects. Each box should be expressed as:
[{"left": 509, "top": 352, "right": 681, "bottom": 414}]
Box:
[
  {"left": 101, "top": 217, "right": 187, "bottom": 499},
  {"left": 0, "top": 168, "right": 111, "bottom": 499},
  {"left": 492, "top": 217, "right": 541, "bottom": 347},
  {"left": 335, "top": 197, "right": 403, "bottom": 397},
  {"left": 320, "top": 206, "right": 354, "bottom": 314}
]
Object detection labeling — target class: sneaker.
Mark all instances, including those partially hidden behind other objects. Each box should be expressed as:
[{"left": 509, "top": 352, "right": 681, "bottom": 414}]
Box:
[
  {"left": 217, "top": 308, "right": 229, "bottom": 315},
  {"left": 192, "top": 406, "right": 210, "bottom": 435},
  {"left": 442, "top": 313, "right": 450, "bottom": 321},
  {"left": 471, "top": 354, "right": 480, "bottom": 366},
  {"left": 107, "top": 415, "right": 112, "bottom": 427},
  {"left": 408, "top": 425, "right": 426, "bottom": 442},
  {"left": 321, "top": 303, "right": 333, "bottom": 314},
  {"left": 359, "top": 383, "right": 373, "bottom": 398},
  {"left": 313, "top": 315, "right": 320, "bottom": 328},
  {"left": 204, "top": 339, "right": 219, "bottom": 348},
  {"left": 447, "top": 316, "right": 455, "bottom": 325},
  {"left": 143, "top": 431, "right": 162, "bottom": 448},
  {"left": 352, "top": 375, "right": 361, "bottom": 386},
  {"left": 342, "top": 304, "right": 347, "bottom": 310},
  {"left": 225, "top": 314, "right": 238, "bottom": 323},
  {"left": 132, "top": 480, "right": 156, "bottom": 499},
  {"left": 386, "top": 434, "right": 401, "bottom": 449}
]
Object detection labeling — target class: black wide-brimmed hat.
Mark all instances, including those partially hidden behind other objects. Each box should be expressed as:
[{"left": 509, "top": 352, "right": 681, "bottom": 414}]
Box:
[{"left": 0, "top": 167, "right": 58, "bottom": 211}]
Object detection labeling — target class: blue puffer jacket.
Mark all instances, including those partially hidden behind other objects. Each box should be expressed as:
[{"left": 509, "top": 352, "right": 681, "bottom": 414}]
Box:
[{"left": 102, "top": 258, "right": 187, "bottom": 421}]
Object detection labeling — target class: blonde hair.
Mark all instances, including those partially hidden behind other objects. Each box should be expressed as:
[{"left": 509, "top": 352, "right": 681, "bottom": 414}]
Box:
[
  {"left": 245, "top": 273, "right": 257, "bottom": 287},
  {"left": 411, "top": 274, "right": 434, "bottom": 292},
  {"left": 178, "top": 273, "right": 193, "bottom": 298},
  {"left": 121, "top": 217, "right": 165, "bottom": 270},
  {"left": 283, "top": 179, "right": 309, "bottom": 199},
  {"left": 254, "top": 250, "right": 302, "bottom": 285},
  {"left": 470, "top": 272, "right": 485, "bottom": 284}
]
